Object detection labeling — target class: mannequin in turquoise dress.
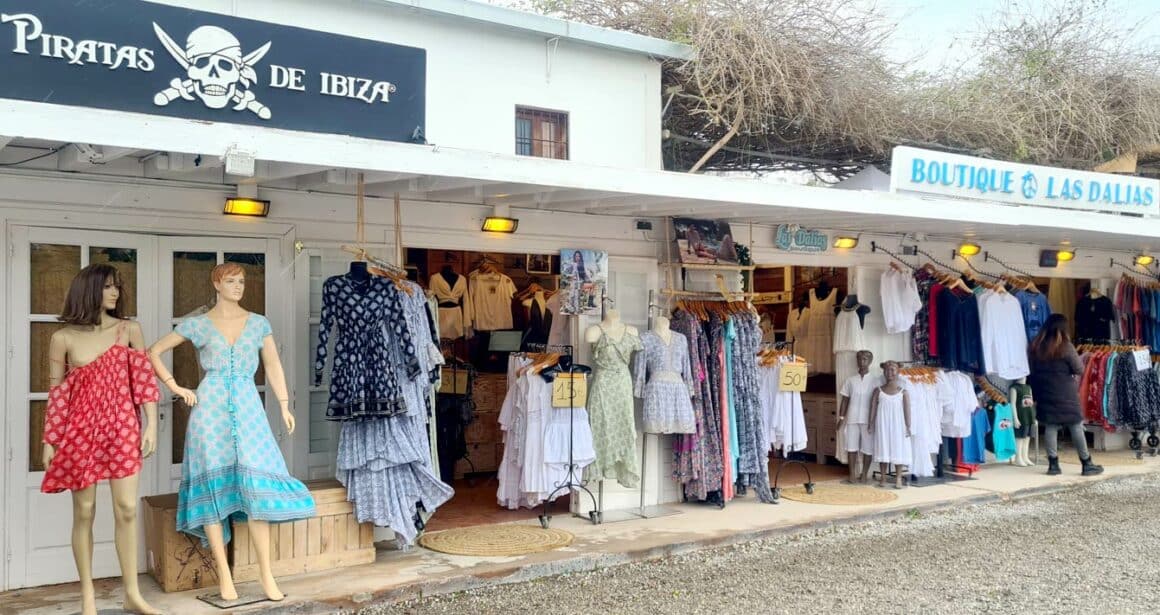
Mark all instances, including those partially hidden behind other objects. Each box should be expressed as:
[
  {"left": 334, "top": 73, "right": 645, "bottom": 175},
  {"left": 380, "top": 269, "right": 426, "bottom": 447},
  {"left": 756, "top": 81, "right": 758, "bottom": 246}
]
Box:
[{"left": 149, "top": 263, "right": 314, "bottom": 602}]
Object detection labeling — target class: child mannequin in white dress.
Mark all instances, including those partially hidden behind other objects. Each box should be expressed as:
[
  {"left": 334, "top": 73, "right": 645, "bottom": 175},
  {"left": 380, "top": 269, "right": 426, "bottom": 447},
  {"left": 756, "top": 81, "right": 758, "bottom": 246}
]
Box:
[{"left": 868, "top": 360, "right": 912, "bottom": 489}]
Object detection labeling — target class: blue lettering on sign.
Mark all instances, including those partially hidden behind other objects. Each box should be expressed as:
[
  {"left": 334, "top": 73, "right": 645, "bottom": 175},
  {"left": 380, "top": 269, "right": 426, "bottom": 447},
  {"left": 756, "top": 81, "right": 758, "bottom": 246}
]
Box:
[{"left": 775, "top": 225, "right": 828, "bottom": 253}]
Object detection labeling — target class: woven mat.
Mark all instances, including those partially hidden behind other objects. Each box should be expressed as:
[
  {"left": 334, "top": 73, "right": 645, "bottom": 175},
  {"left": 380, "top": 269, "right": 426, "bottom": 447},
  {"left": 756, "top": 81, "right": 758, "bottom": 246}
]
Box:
[
  {"left": 779, "top": 482, "right": 899, "bottom": 506},
  {"left": 1057, "top": 448, "right": 1146, "bottom": 466},
  {"left": 419, "top": 524, "right": 574, "bottom": 556}
]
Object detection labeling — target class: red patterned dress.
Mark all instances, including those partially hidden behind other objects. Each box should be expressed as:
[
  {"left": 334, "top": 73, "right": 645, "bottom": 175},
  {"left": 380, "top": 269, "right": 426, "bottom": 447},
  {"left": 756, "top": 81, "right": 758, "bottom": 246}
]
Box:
[{"left": 41, "top": 341, "right": 160, "bottom": 493}]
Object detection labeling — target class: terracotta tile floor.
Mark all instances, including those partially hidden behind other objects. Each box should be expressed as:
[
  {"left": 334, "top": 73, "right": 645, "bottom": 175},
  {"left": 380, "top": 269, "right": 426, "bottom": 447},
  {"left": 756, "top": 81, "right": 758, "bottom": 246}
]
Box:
[{"left": 425, "top": 475, "right": 570, "bottom": 531}]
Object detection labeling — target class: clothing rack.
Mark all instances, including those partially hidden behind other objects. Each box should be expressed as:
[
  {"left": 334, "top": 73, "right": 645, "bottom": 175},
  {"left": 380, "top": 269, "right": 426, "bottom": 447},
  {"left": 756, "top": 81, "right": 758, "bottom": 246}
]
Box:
[
  {"left": 1109, "top": 258, "right": 1160, "bottom": 280},
  {"left": 914, "top": 248, "right": 965, "bottom": 277},
  {"left": 763, "top": 342, "right": 814, "bottom": 502},
  {"left": 983, "top": 252, "right": 1035, "bottom": 279},
  {"left": 870, "top": 241, "right": 918, "bottom": 271},
  {"left": 521, "top": 343, "right": 603, "bottom": 528},
  {"left": 955, "top": 252, "right": 1002, "bottom": 281}
]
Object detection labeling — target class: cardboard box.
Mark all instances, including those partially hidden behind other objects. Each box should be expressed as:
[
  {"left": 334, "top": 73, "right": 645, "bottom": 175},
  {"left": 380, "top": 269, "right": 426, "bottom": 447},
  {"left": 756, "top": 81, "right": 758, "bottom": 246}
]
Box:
[{"left": 142, "top": 493, "right": 218, "bottom": 593}]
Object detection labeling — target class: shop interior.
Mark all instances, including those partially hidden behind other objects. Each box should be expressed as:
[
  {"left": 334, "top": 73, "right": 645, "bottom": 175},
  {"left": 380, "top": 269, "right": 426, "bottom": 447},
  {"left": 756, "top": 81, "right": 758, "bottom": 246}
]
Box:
[{"left": 403, "top": 247, "right": 570, "bottom": 530}]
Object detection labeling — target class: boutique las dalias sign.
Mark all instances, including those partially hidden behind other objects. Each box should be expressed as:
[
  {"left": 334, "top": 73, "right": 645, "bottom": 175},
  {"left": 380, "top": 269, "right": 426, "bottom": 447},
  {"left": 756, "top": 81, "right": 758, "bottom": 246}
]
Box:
[
  {"left": 889, "top": 146, "right": 1160, "bottom": 216},
  {"left": 0, "top": 0, "right": 426, "bottom": 142}
]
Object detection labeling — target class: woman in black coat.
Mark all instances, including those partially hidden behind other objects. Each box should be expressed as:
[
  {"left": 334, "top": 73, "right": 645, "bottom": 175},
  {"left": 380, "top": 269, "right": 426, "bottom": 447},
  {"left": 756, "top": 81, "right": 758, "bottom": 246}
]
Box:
[{"left": 1027, "top": 314, "right": 1103, "bottom": 476}]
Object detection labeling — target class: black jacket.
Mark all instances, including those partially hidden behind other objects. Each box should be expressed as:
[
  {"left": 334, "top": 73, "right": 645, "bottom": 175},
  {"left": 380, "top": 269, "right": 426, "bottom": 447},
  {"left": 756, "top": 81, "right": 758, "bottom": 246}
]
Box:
[{"left": 1027, "top": 343, "right": 1084, "bottom": 425}]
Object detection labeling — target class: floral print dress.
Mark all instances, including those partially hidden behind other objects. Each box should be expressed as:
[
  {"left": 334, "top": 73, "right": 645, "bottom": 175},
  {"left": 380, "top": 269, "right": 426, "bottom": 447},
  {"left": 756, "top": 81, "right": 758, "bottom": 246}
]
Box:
[{"left": 585, "top": 326, "right": 642, "bottom": 488}]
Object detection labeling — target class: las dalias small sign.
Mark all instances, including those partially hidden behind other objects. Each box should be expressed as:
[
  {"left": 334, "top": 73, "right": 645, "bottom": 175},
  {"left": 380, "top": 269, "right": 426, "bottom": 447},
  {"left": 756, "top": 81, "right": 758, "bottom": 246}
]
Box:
[
  {"left": 775, "top": 225, "right": 828, "bottom": 253},
  {"left": 0, "top": 0, "right": 426, "bottom": 143}
]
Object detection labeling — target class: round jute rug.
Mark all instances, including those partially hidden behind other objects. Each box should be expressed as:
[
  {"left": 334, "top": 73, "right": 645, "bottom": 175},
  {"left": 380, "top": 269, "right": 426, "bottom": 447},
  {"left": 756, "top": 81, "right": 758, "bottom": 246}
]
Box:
[
  {"left": 779, "top": 482, "right": 899, "bottom": 506},
  {"left": 418, "top": 524, "right": 574, "bottom": 556}
]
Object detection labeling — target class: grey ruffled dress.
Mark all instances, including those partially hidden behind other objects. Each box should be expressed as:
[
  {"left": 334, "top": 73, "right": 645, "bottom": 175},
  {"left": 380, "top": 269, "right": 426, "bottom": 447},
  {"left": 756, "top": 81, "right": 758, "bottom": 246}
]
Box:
[
  {"left": 335, "top": 280, "right": 454, "bottom": 547},
  {"left": 633, "top": 330, "right": 696, "bottom": 434}
]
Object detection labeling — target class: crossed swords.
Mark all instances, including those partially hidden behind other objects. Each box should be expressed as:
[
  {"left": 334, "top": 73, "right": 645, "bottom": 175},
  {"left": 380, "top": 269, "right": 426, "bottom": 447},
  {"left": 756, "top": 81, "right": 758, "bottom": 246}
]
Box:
[{"left": 151, "top": 23, "right": 273, "bottom": 120}]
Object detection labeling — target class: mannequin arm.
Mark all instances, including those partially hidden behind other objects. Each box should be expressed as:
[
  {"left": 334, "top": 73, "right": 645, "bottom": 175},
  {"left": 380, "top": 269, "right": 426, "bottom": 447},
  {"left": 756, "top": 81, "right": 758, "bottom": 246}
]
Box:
[
  {"left": 260, "top": 335, "right": 295, "bottom": 434},
  {"left": 837, "top": 395, "right": 850, "bottom": 424},
  {"left": 867, "top": 389, "right": 879, "bottom": 434},
  {"left": 1008, "top": 386, "right": 1021, "bottom": 428},
  {"left": 902, "top": 390, "right": 912, "bottom": 437},
  {"left": 41, "top": 331, "right": 68, "bottom": 468},
  {"left": 147, "top": 332, "right": 197, "bottom": 406},
  {"left": 127, "top": 322, "right": 158, "bottom": 458}
]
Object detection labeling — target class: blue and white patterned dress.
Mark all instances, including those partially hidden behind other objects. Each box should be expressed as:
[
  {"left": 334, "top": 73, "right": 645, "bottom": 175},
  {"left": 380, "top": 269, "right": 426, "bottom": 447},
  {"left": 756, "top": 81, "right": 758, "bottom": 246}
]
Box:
[{"left": 175, "top": 314, "right": 315, "bottom": 544}]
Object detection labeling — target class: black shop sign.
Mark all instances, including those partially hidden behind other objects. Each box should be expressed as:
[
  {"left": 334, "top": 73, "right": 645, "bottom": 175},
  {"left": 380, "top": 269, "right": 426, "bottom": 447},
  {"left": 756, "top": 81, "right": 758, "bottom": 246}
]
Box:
[{"left": 0, "top": 0, "right": 426, "bottom": 143}]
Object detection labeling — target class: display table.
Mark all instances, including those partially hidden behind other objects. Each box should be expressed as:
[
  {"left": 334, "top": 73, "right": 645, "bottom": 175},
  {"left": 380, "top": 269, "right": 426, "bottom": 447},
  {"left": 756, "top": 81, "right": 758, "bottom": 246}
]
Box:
[{"left": 143, "top": 479, "right": 375, "bottom": 592}]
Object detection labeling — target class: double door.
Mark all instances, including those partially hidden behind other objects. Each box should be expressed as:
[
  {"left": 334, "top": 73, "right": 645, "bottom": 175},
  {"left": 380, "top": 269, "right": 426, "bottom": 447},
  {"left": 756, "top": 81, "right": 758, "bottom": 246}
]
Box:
[{"left": 5, "top": 227, "right": 273, "bottom": 589}]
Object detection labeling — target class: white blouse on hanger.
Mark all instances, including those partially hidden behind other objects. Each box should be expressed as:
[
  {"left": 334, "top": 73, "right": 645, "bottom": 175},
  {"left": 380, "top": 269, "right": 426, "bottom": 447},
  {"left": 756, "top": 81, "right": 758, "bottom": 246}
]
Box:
[
  {"left": 978, "top": 290, "right": 1030, "bottom": 379},
  {"left": 832, "top": 307, "right": 867, "bottom": 353},
  {"left": 880, "top": 269, "right": 923, "bottom": 334}
]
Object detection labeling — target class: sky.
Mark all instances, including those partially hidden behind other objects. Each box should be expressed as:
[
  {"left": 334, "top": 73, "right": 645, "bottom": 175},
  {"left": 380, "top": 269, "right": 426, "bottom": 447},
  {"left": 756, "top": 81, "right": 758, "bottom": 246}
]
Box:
[
  {"left": 863, "top": 0, "right": 1160, "bottom": 74},
  {"left": 490, "top": 0, "right": 1160, "bottom": 75}
]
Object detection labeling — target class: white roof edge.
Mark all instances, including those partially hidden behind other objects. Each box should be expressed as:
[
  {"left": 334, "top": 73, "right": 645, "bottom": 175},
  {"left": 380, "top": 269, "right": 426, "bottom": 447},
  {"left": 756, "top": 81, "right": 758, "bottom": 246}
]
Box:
[{"left": 377, "top": 0, "right": 695, "bottom": 60}]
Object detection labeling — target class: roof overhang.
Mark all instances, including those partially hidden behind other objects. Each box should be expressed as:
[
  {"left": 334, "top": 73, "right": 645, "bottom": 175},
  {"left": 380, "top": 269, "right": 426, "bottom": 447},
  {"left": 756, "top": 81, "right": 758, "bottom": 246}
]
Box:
[{"left": 3, "top": 98, "right": 1159, "bottom": 253}]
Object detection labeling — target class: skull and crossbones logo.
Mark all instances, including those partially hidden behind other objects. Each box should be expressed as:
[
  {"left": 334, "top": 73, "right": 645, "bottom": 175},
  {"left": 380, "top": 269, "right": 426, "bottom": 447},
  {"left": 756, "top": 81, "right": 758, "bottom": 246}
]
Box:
[{"left": 152, "top": 23, "right": 272, "bottom": 120}]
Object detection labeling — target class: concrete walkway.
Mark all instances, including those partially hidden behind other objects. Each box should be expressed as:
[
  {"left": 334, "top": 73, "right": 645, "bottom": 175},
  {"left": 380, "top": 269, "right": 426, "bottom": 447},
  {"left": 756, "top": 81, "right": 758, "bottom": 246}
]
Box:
[{"left": 4, "top": 453, "right": 1156, "bottom": 615}]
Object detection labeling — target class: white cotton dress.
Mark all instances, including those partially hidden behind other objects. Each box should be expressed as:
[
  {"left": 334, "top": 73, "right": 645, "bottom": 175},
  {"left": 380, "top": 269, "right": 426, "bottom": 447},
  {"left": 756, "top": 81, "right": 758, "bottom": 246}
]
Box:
[
  {"left": 873, "top": 389, "right": 913, "bottom": 466},
  {"left": 804, "top": 289, "right": 837, "bottom": 374},
  {"left": 832, "top": 307, "right": 867, "bottom": 353}
]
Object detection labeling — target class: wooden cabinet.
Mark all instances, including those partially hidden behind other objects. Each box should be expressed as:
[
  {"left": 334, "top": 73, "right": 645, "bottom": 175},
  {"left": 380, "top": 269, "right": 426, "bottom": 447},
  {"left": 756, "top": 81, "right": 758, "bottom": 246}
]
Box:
[{"left": 802, "top": 393, "right": 838, "bottom": 464}]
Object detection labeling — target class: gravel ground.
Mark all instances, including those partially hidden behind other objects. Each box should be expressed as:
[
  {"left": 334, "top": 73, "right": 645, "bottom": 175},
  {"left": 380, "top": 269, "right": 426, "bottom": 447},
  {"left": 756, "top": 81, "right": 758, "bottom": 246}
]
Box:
[{"left": 365, "top": 474, "right": 1160, "bottom": 615}]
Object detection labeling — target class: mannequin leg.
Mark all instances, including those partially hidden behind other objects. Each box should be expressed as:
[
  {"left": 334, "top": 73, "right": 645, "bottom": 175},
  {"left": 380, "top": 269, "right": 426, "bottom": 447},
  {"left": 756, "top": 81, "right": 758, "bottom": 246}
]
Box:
[
  {"left": 204, "top": 523, "right": 238, "bottom": 600},
  {"left": 847, "top": 448, "right": 859, "bottom": 483},
  {"left": 895, "top": 465, "right": 908, "bottom": 489},
  {"left": 108, "top": 476, "right": 161, "bottom": 614},
  {"left": 71, "top": 486, "right": 98, "bottom": 615},
  {"left": 247, "top": 520, "right": 284, "bottom": 601},
  {"left": 877, "top": 462, "right": 887, "bottom": 487},
  {"left": 858, "top": 453, "right": 872, "bottom": 482}
]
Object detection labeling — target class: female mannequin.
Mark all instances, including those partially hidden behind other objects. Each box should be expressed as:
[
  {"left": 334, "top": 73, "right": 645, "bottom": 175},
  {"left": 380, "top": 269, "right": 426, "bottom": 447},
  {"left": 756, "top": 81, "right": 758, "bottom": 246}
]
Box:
[
  {"left": 651, "top": 315, "right": 672, "bottom": 344},
  {"left": 149, "top": 263, "right": 315, "bottom": 602},
  {"left": 868, "top": 361, "right": 912, "bottom": 489},
  {"left": 585, "top": 308, "right": 644, "bottom": 486},
  {"left": 42, "top": 264, "right": 160, "bottom": 615},
  {"left": 633, "top": 314, "right": 696, "bottom": 434}
]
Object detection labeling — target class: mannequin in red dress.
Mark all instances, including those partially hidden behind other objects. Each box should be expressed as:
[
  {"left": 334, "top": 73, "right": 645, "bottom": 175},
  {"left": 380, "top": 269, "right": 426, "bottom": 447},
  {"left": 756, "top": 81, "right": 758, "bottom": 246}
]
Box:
[{"left": 42, "top": 264, "right": 160, "bottom": 615}]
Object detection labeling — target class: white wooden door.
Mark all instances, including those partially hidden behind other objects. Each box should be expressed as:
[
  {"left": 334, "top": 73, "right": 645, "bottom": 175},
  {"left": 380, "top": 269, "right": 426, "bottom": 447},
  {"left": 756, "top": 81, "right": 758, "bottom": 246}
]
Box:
[
  {"left": 155, "top": 238, "right": 276, "bottom": 493},
  {"left": 6, "top": 227, "right": 159, "bottom": 588},
  {"left": 585, "top": 256, "right": 661, "bottom": 511}
]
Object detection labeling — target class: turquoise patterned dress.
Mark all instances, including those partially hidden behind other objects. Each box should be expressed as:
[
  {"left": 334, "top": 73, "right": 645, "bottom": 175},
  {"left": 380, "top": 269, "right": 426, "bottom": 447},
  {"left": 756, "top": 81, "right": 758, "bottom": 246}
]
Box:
[{"left": 175, "top": 314, "right": 315, "bottom": 544}]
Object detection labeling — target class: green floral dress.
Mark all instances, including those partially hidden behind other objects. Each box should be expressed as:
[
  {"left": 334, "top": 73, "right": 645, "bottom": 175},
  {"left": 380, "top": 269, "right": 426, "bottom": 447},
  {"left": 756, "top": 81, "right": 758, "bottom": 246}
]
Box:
[{"left": 585, "top": 327, "right": 642, "bottom": 488}]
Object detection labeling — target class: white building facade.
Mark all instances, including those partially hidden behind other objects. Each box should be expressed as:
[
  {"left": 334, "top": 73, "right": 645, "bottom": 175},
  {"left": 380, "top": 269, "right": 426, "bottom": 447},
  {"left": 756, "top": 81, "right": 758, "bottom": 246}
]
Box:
[{"left": 2, "top": 0, "right": 1160, "bottom": 593}]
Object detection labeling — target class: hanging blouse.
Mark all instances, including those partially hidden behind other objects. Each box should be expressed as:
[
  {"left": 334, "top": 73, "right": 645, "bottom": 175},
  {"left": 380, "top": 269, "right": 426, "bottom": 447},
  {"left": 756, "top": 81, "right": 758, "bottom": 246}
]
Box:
[
  {"left": 429, "top": 272, "right": 472, "bottom": 339},
  {"left": 314, "top": 274, "right": 420, "bottom": 420},
  {"left": 936, "top": 289, "right": 985, "bottom": 375},
  {"left": 786, "top": 307, "right": 810, "bottom": 343},
  {"left": 632, "top": 330, "right": 696, "bottom": 434},
  {"left": 881, "top": 268, "right": 923, "bottom": 334},
  {"left": 467, "top": 271, "right": 517, "bottom": 331},
  {"left": 1075, "top": 294, "right": 1115, "bottom": 342},
  {"left": 1015, "top": 290, "right": 1052, "bottom": 341},
  {"left": 832, "top": 306, "right": 867, "bottom": 353},
  {"left": 978, "top": 290, "right": 1030, "bottom": 380},
  {"left": 912, "top": 271, "right": 935, "bottom": 362}
]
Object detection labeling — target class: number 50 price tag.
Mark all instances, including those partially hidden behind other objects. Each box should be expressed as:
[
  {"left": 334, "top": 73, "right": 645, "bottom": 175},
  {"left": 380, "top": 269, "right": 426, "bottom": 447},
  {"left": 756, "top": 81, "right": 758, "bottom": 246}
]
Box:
[{"left": 778, "top": 363, "right": 807, "bottom": 392}]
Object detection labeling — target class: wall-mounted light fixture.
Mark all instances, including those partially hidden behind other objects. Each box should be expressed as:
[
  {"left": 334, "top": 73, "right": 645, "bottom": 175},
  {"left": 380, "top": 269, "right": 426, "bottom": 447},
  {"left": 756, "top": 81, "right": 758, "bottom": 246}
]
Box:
[
  {"left": 482, "top": 203, "right": 519, "bottom": 233},
  {"left": 1135, "top": 254, "right": 1155, "bottom": 267},
  {"left": 1056, "top": 249, "right": 1076, "bottom": 262},
  {"left": 223, "top": 197, "right": 270, "bottom": 217},
  {"left": 957, "top": 242, "right": 982, "bottom": 257},
  {"left": 832, "top": 236, "right": 858, "bottom": 249}
]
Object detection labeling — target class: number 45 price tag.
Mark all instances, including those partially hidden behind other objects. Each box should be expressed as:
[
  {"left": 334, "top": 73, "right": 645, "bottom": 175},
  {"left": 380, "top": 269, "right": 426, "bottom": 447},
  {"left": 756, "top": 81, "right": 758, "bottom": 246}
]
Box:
[{"left": 778, "top": 363, "right": 807, "bottom": 392}]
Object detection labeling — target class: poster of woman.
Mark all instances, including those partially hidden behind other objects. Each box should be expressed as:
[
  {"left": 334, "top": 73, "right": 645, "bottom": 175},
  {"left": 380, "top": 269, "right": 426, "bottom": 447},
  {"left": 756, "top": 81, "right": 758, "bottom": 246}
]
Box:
[
  {"left": 559, "top": 249, "right": 608, "bottom": 315},
  {"left": 672, "top": 217, "right": 739, "bottom": 264}
]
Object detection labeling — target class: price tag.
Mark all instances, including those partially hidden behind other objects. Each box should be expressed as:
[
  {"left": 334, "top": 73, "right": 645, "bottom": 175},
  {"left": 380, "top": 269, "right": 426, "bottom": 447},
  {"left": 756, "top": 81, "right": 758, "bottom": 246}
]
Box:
[
  {"left": 1133, "top": 349, "right": 1151, "bottom": 372},
  {"left": 552, "top": 373, "right": 588, "bottom": 408},
  {"left": 778, "top": 363, "right": 807, "bottom": 392}
]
